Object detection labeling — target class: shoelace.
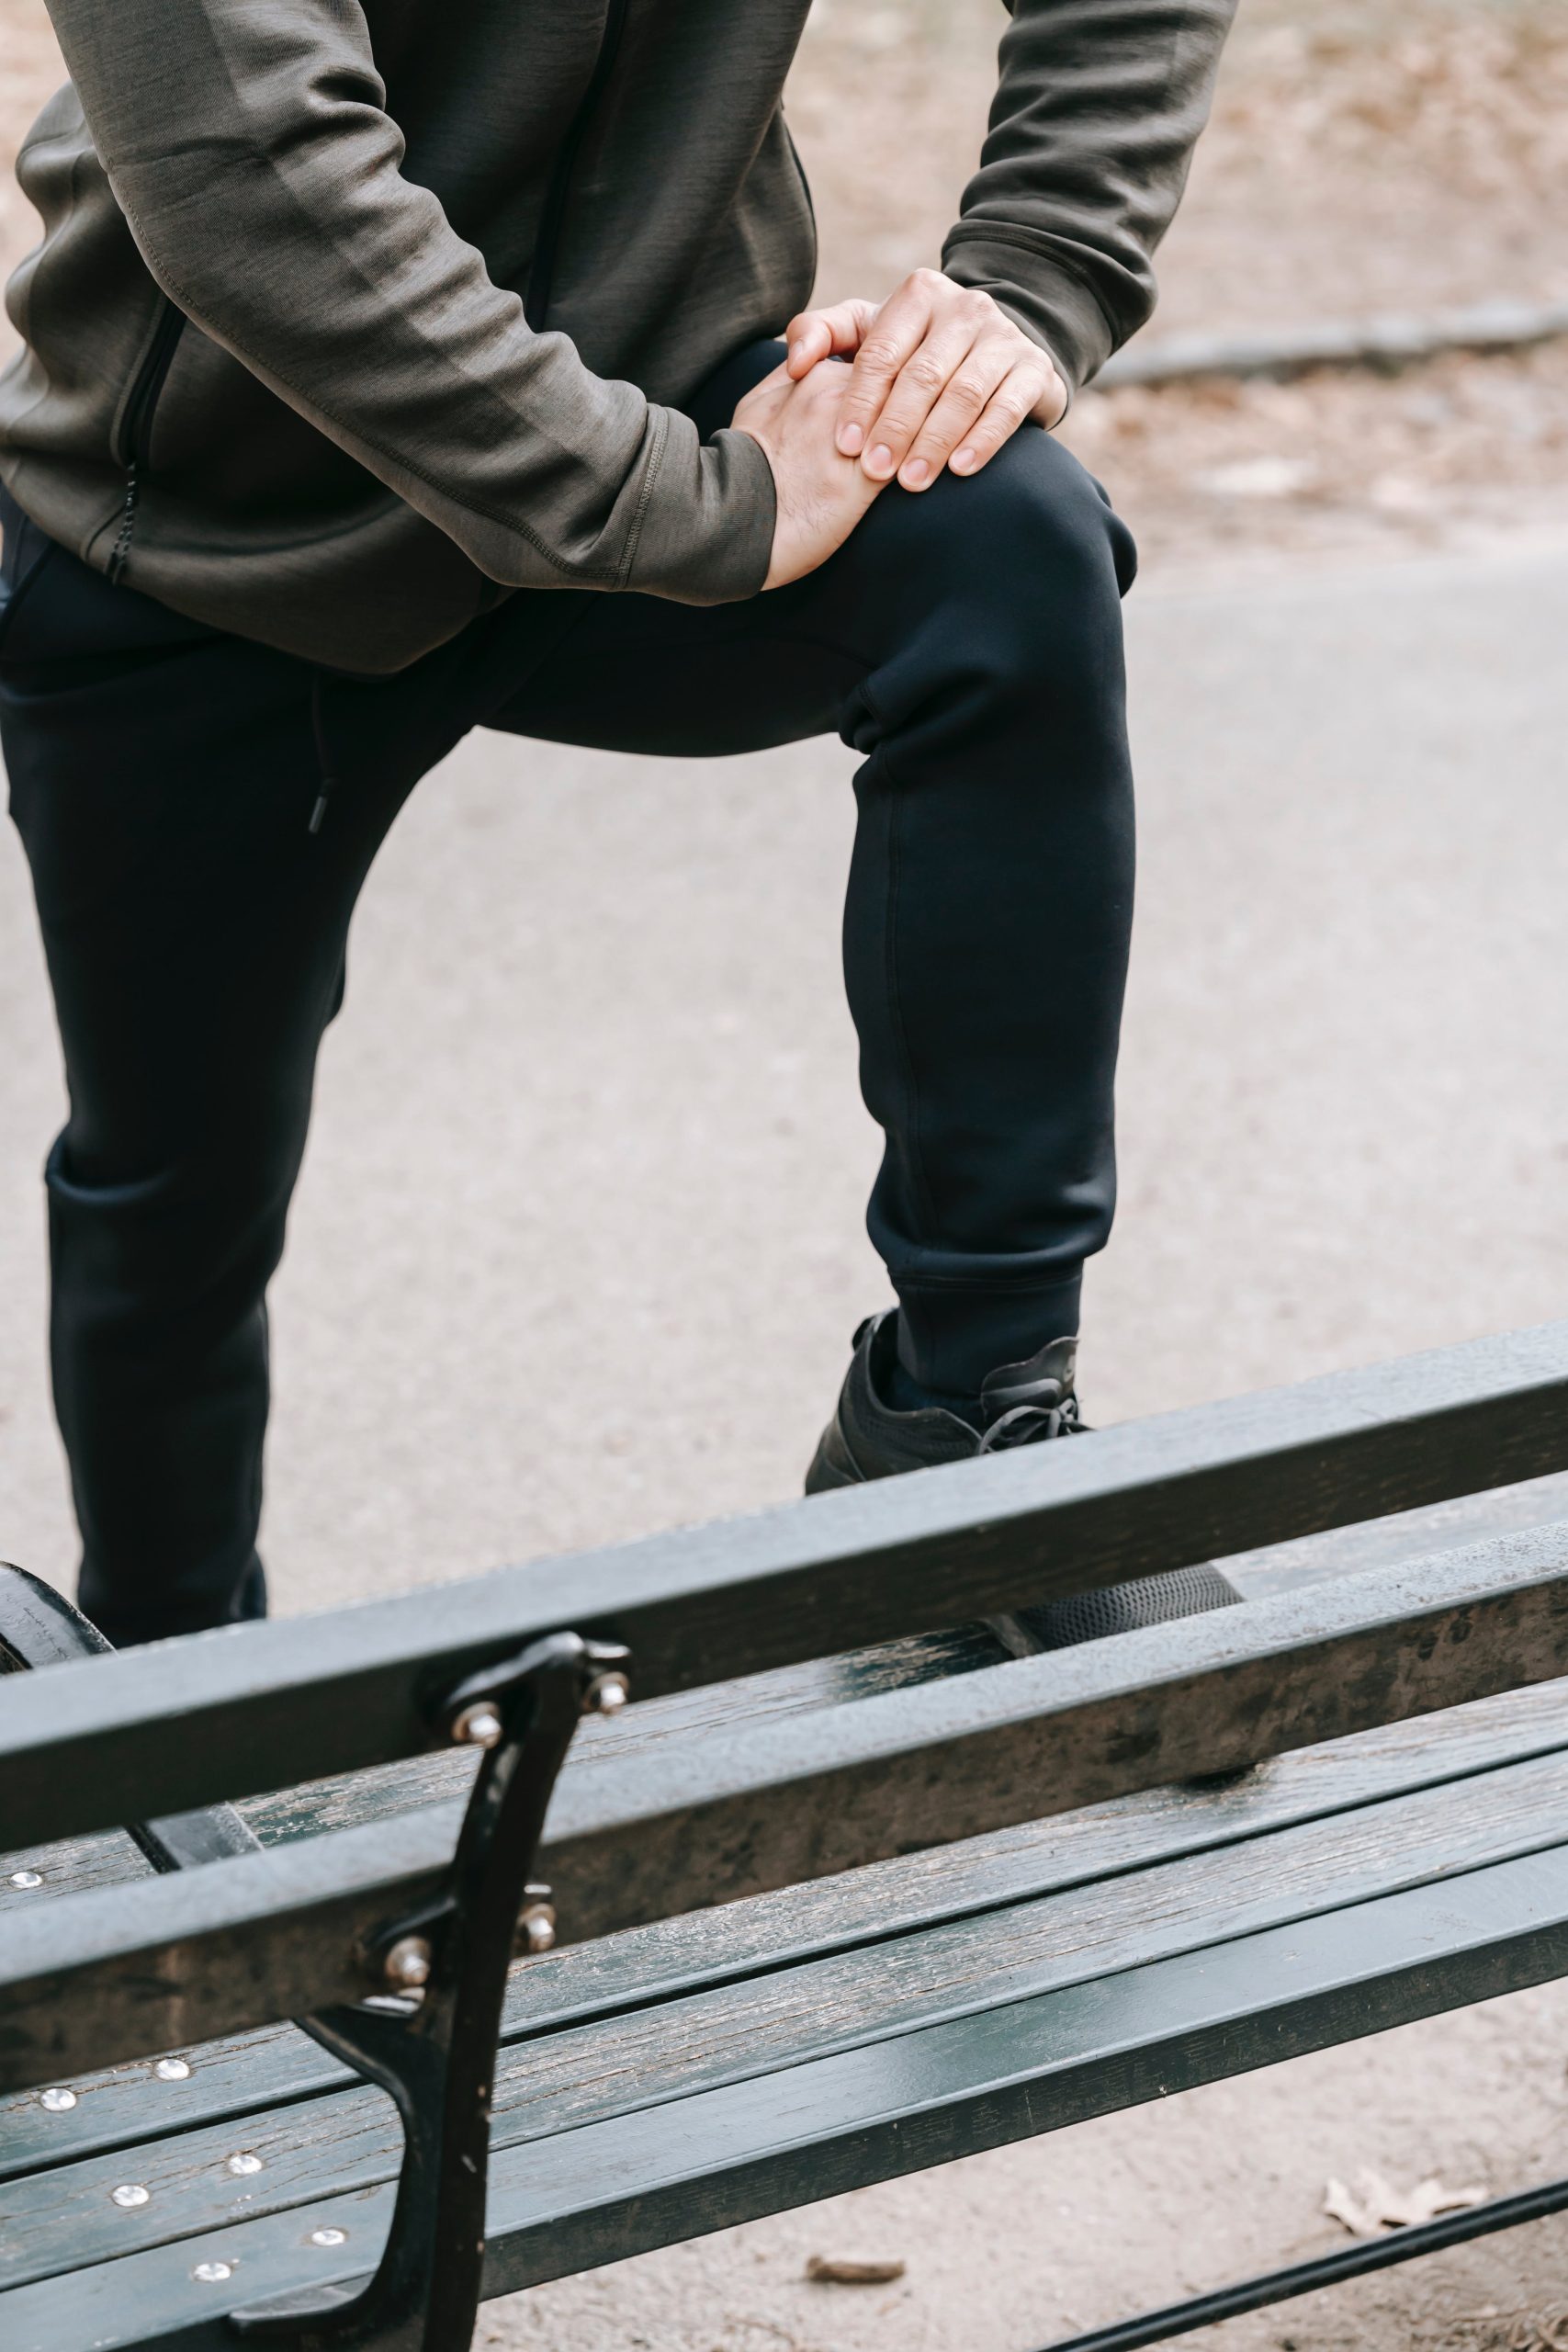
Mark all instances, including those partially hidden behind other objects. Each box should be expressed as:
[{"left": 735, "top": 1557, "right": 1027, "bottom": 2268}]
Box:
[{"left": 976, "top": 1394, "right": 1086, "bottom": 1453}]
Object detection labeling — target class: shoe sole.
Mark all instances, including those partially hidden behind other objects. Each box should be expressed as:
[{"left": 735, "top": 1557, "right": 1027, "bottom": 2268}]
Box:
[{"left": 990, "top": 1561, "right": 1243, "bottom": 1657}]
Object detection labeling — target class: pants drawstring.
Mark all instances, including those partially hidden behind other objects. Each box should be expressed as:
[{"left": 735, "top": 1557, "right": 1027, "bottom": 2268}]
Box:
[{"left": 308, "top": 671, "right": 340, "bottom": 834}]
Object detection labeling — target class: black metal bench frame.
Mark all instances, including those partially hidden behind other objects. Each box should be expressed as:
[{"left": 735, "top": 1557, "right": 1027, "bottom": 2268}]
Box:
[{"left": 6, "top": 1321, "right": 1568, "bottom": 2352}]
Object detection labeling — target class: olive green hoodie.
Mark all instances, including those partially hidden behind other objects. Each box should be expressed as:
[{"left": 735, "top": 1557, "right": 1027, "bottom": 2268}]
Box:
[{"left": 0, "top": 0, "right": 1234, "bottom": 673}]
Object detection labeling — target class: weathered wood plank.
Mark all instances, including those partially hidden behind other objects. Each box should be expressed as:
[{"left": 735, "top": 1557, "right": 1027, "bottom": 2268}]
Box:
[
  {"left": 8, "top": 1745, "right": 1568, "bottom": 2290},
  {"left": 0, "top": 1625, "right": 994, "bottom": 1916},
  {"left": 6, "top": 1321, "right": 1568, "bottom": 1849},
  {"left": 11, "top": 1837, "right": 1568, "bottom": 2348},
  {"left": 6, "top": 1529, "right": 1568, "bottom": 2092},
  {"left": 10, "top": 1676, "right": 1568, "bottom": 2181}
]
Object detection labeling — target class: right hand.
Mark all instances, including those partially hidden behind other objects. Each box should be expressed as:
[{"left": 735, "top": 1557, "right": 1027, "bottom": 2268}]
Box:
[{"left": 731, "top": 358, "right": 885, "bottom": 590}]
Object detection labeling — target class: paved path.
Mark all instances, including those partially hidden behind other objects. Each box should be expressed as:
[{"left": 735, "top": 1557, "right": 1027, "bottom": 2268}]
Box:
[{"left": 4, "top": 540, "right": 1567, "bottom": 2348}]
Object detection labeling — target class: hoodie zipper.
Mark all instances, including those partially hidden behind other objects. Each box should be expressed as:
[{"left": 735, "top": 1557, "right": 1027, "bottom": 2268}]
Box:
[
  {"left": 525, "top": 0, "right": 631, "bottom": 332},
  {"left": 107, "top": 298, "right": 186, "bottom": 585}
]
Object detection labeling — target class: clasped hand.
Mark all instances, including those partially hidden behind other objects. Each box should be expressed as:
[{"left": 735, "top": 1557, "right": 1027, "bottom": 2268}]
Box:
[{"left": 733, "top": 267, "right": 1066, "bottom": 590}]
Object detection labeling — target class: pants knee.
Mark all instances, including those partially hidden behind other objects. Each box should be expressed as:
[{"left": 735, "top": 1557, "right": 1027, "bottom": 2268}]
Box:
[
  {"left": 46, "top": 1125, "right": 300, "bottom": 1332},
  {"left": 862, "top": 427, "right": 1134, "bottom": 681}
]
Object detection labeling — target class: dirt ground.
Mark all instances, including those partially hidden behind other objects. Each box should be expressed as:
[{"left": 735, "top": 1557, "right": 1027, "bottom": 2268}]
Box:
[{"left": 4, "top": 9, "right": 1568, "bottom": 2352}]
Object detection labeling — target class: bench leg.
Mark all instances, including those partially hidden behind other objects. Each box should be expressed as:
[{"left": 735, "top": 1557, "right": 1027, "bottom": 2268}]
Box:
[{"left": 229, "top": 1629, "right": 628, "bottom": 2352}]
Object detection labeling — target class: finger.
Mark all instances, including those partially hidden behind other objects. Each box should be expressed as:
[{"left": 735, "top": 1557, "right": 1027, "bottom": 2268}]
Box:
[
  {"left": 855, "top": 319, "right": 989, "bottom": 480},
  {"left": 784, "top": 299, "right": 874, "bottom": 379},
  {"left": 895, "top": 343, "right": 1014, "bottom": 489},
  {"left": 833, "top": 276, "right": 939, "bottom": 456},
  {"left": 948, "top": 362, "right": 1052, "bottom": 476}
]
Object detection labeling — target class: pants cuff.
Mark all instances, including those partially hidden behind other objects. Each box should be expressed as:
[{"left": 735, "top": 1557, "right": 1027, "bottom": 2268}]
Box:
[{"left": 895, "top": 1272, "right": 1083, "bottom": 1394}]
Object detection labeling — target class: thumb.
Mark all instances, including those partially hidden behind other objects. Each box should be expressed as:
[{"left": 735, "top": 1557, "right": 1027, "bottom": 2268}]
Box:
[{"left": 784, "top": 299, "right": 876, "bottom": 378}]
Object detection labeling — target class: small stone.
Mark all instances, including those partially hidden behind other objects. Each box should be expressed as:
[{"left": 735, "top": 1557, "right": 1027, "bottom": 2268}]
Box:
[
  {"left": 227, "top": 2153, "right": 263, "bottom": 2177},
  {"left": 806, "top": 2254, "right": 907, "bottom": 2284},
  {"left": 156, "top": 2057, "right": 192, "bottom": 2082},
  {"left": 310, "top": 2226, "right": 348, "bottom": 2248},
  {"left": 8, "top": 1870, "right": 42, "bottom": 1889},
  {"left": 191, "top": 2261, "right": 233, "bottom": 2284},
  {"left": 39, "top": 2087, "right": 77, "bottom": 2113},
  {"left": 112, "top": 2184, "right": 151, "bottom": 2209}
]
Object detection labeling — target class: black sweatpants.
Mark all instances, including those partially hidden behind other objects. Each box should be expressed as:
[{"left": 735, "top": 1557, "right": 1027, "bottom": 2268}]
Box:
[{"left": 0, "top": 341, "right": 1136, "bottom": 1645}]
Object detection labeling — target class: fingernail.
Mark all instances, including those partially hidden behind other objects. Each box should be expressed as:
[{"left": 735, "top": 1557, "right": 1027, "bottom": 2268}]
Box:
[
  {"left": 865, "top": 444, "right": 894, "bottom": 478},
  {"left": 838, "top": 423, "right": 864, "bottom": 456},
  {"left": 951, "top": 447, "right": 977, "bottom": 475},
  {"left": 901, "top": 457, "right": 931, "bottom": 488}
]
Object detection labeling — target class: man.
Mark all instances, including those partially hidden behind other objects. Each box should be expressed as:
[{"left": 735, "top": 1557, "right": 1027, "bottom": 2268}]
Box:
[{"left": 1, "top": 0, "right": 1238, "bottom": 1652}]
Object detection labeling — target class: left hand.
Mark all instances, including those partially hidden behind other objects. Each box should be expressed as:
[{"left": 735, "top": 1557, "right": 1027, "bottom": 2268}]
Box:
[{"left": 784, "top": 268, "right": 1067, "bottom": 492}]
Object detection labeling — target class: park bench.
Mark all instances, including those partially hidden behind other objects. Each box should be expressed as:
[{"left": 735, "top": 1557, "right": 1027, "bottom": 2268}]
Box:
[{"left": 7, "top": 1324, "right": 1568, "bottom": 2352}]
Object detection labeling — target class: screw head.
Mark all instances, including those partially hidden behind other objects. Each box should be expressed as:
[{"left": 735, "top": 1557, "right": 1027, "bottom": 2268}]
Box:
[
  {"left": 227, "top": 2153, "right": 263, "bottom": 2178},
  {"left": 155, "top": 2057, "right": 192, "bottom": 2082},
  {"left": 192, "top": 2261, "right": 233, "bottom": 2284},
  {"left": 451, "top": 1702, "right": 504, "bottom": 1748},
  {"left": 112, "top": 2184, "right": 151, "bottom": 2209},
  {"left": 39, "top": 2087, "right": 76, "bottom": 2113},
  {"left": 310, "top": 2226, "right": 347, "bottom": 2248},
  {"left": 515, "top": 1901, "right": 557, "bottom": 1955},
  {"left": 8, "top": 1869, "right": 42, "bottom": 1889},
  {"left": 583, "top": 1670, "right": 629, "bottom": 1716},
  {"left": 382, "top": 1934, "right": 433, "bottom": 1991}
]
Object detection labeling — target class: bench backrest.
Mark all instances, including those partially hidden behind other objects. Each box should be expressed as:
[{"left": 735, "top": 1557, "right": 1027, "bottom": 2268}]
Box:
[{"left": 5, "top": 1320, "right": 1568, "bottom": 2100}]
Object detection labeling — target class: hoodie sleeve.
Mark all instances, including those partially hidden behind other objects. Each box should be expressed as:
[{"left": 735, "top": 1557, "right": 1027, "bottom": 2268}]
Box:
[
  {"left": 39, "top": 0, "right": 778, "bottom": 602},
  {"left": 942, "top": 0, "right": 1237, "bottom": 394}
]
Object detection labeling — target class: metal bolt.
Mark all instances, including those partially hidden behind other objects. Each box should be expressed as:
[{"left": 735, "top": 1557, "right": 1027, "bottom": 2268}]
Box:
[
  {"left": 112, "top": 2184, "right": 151, "bottom": 2209},
  {"left": 227, "top": 2153, "right": 263, "bottom": 2178},
  {"left": 383, "top": 1934, "right": 433, "bottom": 1991},
  {"left": 156, "top": 2057, "right": 192, "bottom": 2082},
  {"left": 8, "top": 1869, "right": 42, "bottom": 1889},
  {"left": 310, "top": 2227, "right": 347, "bottom": 2248},
  {"left": 192, "top": 2261, "right": 233, "bottom": 2284},
  {"left": 39, "top": 2087, "right": 76, "bottom": 2113},
  {"left": 451, "top": 1702, "right": 503, "bottom": 1748},
  {"left": 582, "top": 1670, "right": 629, "bottom": 1716},
  {"left": 515, "top": 1900, "right": 557, "bottom": 1956}
]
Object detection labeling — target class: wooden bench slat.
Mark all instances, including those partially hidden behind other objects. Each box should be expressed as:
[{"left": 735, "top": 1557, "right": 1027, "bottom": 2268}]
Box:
[
  {"left": 7, "top": 1525, "right": 1568, "bottom": 2091},
  {"left": 6, "top": 1321, "right": 1568, "bottom": 1851},
  {"left": 7, "top": 1742, "right": 1568, "bottom": 2293},
  {"left": 10, "top": 1834, "right": 1568, "bottom": 2349},
  {"left": 9, "top": 1675, "right": 1568, "bottom": 2182},
  {"left": 0, "top": 1625, "right": 996, "bottom": 1917}
]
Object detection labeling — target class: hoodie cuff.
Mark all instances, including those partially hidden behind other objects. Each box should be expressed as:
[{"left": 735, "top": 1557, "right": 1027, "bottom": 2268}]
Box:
[{"left": 623, "top": 410, "right": 777, "bottom": 605}]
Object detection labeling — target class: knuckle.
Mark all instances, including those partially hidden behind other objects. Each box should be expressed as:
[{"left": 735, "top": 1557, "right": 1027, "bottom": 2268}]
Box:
[
  {"left": 903, "top": 353, "right": 948, "bottom": 394},
  {"left": 857, "top": 336, "right": 904, "bottom": 374}
]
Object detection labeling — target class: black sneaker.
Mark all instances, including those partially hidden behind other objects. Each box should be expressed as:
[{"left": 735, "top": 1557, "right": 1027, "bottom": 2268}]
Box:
[{"left": 806, "top": 1310, "right": 1240, "bottom": 1655}]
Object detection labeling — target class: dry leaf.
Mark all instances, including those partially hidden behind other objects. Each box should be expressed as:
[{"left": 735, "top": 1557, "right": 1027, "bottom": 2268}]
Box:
[
  {"left": 805, "top": 2254, "right": 907, "bottom": 2285},
  {"left": 1324, "top": 2165, "right": 1486, "bottom": 2237}
]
